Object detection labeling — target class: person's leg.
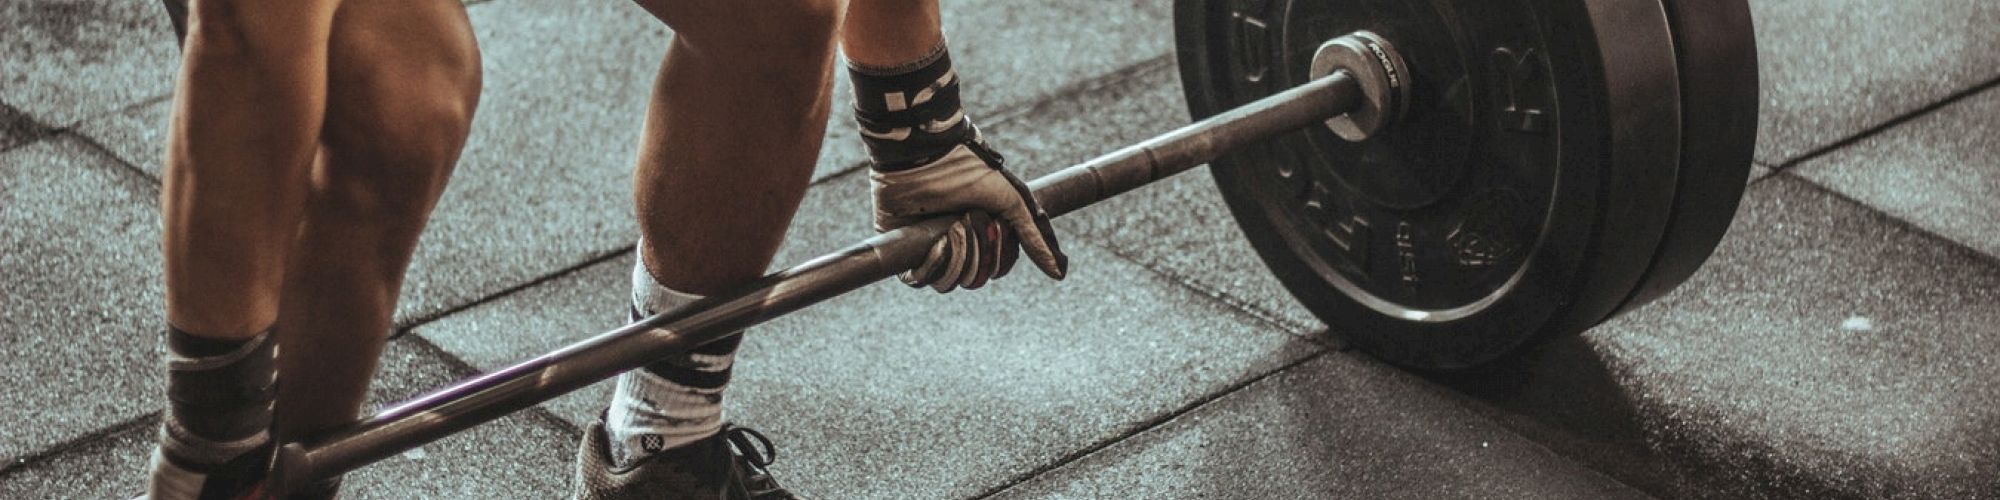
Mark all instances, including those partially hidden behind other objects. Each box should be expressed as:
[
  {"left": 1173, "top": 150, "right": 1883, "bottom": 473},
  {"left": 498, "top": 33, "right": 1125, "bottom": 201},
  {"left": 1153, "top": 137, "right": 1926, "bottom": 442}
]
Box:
[
  {"left": 151, "top": 0, "right": 341, "bottom": 497},
  {"left": 629, "top": 0, "right": 845, "bottom": 295},
  {"left": 577, "top": 1, "right": 840, "bottom": 498},
  {"left": 842, "top": 0, "right": 943, "bottom": 73},
  {"left": 617, "top": 0, "right": 843, "bottom": 449},
  {"left": 268, "top": 0, "right": 481, "bottom": 494}
]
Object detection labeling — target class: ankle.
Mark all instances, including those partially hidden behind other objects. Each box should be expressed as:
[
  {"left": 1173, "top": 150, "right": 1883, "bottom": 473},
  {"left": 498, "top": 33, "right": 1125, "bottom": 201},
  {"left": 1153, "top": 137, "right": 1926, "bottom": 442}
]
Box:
[
  {"left": 606, "top": 370, "right": 727, "bottom": 466},
  {"left": 159, "top": 326, "right": 276, "bottom": 463},
  {"left": 605, "top": 257, "right": 741, "bottom": 466},
  {"left": 147, "top": 326, "right": 277, "bottom": 499}
]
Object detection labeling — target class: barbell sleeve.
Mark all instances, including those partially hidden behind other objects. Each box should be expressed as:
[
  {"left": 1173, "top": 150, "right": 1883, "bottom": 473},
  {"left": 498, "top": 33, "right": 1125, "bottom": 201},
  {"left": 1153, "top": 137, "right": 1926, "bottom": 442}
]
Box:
[
  {"left": 270, "top": 70, "right": 1362, "bottom": 493},
  {"left": 1030, "top": 71, "right": 1361, "bottom": 217}
]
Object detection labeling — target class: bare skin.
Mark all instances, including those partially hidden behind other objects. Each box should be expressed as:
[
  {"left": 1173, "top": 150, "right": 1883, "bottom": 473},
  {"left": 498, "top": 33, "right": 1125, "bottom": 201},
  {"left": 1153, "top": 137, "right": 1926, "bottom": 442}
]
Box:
[
  {"left": 163, "top": 0, "right": 945, "bottom": 448},
  {"left": 633, "top": 0, "right": 953, "bottom": 295},
  {"left": 159, "top": 0, "right": 480, "bottom": 443},
  {"left": 630, "top": 0, "right": 846, "bottom": 295},
  {"left": 843, "top": 0, "right": 947, "bottom": 70},
  {"left": 162, "top": 0, "right": 343, "bottom": 339},
  {"left": 271, "top": 0, "right": 482, "bottom": 441},
  {"left": 162, "top": 0, "right": 958, "bottom": 469}
]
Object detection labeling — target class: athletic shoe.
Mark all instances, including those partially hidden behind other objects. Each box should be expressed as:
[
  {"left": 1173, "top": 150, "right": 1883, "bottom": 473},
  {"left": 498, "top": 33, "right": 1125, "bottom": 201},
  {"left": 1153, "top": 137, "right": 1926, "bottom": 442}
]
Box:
[
  {"left": 573, "top": 418, "right": 806, "bottom": 500},
  {"left": 134, "top": 442, "right": 272, "bottom": 500}
]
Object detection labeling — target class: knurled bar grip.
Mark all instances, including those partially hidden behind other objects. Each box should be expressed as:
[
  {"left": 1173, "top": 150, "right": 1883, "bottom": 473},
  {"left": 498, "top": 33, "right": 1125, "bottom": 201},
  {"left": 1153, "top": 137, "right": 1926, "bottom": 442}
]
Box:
[{"left": 271, "top": 71, "right": 1362, "bottom": 493}]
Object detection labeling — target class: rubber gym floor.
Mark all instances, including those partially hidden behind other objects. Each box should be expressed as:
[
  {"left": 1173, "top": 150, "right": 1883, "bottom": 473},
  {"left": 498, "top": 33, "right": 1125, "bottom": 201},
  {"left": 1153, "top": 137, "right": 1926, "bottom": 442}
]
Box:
[{"left": 3, "top": 0, "right": 1997, "bottom": 498}]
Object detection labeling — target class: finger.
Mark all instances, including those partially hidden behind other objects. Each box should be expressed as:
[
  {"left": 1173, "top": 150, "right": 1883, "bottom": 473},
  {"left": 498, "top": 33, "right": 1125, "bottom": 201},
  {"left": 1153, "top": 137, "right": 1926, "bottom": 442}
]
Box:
[
  {"left": 993, "top": 224, "right": 1020, "bottom": 280},
  {"left": 974, "top": 217, "right": 1004, "bottom": 288},
  {"left": 962, "top": 213, "right": 1000, "bottom": 290},
  {"left": 996, "top": 170, "right": 1069, "bottom": 280},
  {"left": 931, "top": 220, "right": 970, "bottom": 293},
  {"left": 999, "top": 204, "right": 1067, "bottom": 281},
  {"left": 900, "top": 236, "right": 951, "bottom": 288},
  {"left": 956, "top": 214, "right": 984, "bottom": 289}
]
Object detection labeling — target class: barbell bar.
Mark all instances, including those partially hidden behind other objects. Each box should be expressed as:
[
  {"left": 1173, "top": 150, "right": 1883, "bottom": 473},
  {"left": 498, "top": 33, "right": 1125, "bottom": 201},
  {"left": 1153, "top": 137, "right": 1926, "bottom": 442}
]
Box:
[{"left": 268, "top": 38, "right": 1380, "bottom": 493}]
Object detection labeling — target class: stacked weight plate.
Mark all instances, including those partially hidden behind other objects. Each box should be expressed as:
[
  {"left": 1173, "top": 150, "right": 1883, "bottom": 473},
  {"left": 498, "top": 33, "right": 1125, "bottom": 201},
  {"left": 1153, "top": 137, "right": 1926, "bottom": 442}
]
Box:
[{"left": 1174, "top": 0, "right": 1758, "bottom": 369}]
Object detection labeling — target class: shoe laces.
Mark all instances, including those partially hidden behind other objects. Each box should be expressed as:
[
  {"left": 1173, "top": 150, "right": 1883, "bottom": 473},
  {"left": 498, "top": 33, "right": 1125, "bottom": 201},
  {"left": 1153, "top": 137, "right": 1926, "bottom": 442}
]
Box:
[
  {"left": 722, "top": 425, "right": 777, "bottom": 471},
  {"left": 723, "top": 425, "right": 799, "bottom": 498}
]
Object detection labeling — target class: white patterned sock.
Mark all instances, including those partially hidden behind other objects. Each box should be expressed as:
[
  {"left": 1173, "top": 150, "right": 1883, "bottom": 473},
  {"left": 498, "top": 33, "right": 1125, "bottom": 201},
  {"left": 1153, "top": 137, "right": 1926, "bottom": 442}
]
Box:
[{"left": 604, "top": 254, "right": 736, "bottom": 468}]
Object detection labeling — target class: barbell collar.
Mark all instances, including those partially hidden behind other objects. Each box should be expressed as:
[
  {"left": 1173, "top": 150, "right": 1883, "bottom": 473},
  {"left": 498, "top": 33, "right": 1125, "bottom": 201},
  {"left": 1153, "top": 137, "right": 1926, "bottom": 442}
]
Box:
[
  {"left": 268, "top": 62, "right": 1365, "bottom": 494},
  {"left": 1308, "top": 31, "right": 1409, "bottom": 142}
]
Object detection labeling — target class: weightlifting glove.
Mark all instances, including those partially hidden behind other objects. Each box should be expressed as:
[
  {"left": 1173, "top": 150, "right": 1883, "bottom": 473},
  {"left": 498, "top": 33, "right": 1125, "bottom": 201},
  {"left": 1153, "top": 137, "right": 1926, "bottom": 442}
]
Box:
[{"left": 871, "top": 129, "right": 1069, "bottom": 292}]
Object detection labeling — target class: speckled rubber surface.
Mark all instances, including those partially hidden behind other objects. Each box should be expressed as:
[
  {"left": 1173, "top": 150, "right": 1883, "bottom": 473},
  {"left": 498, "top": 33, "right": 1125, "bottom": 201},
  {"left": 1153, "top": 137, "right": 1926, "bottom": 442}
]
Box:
[{"left": 4, "top": 0, "right": 1998, "bottom": 498}]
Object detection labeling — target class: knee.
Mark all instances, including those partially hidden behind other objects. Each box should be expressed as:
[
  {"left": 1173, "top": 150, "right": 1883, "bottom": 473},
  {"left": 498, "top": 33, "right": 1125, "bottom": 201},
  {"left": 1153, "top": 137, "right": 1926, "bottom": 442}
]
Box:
[
  {"left": 317, "top": 32, "right": 479, "bottom": 224},
  {"left": 639, "top": 0, "right": 843, "bottom": 60},
  {"left": 318, "top": 94, "right": 472, "bottom": 222}
]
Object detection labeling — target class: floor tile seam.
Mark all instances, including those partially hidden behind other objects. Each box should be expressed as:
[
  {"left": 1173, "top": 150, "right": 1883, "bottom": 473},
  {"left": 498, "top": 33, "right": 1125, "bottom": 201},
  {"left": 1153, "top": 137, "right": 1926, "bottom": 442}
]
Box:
[
  {"left": 393, "top": 331, "right": 587, "bottom": 438},
  {"left": 1749, "top": 161, "right": 1779, "bottom": 184},
  {"left": 0, "top": 99, "right": 49, "bottom": 126},
  {"left": 1770, "top": 169, "right": 2000, "bottom": 268},
  {"left": 0, "top": 410, "right": 160, "bottom": 479},
  {"left": 0, "top": 129, "right": 164, "bottom": 190},
  {"left": 962, "top": 348, "right": 1335, "bottom": 500},
  {"left": 0, "top": 134, "right": 49, "bottom": 156},
  {"left": 1, "top": 107, "right": 59, "bottom": 156},
  {"left": 32, "top": 92, "right": 171, "bottom": 133},
  {"left": 59, "top": 93, "right": 175, "bottom": 135},
  {"left": 392, "top": 245, "right": 631, "bottom": 335},
  {"left": 32, "top": 93, "right": 171, "bottom": 179},
  {"left": 1770, "top": 74, "right": 2000, "bottom": 174},
  {"left": 1402, "top": 370, "right": 1670, "bottom": 499},
  {"left": 1468, "top": 432, "right": 1665, "bottom": 499},
  {"left": 1084, "top": 238, "right": 1333, "bottom": 346},
  {"left": 1597, "top": 483, "right": 1664, "bottom": 499},
  {"left": 67, "top": 130, "right": 165, "bottom": 186}
]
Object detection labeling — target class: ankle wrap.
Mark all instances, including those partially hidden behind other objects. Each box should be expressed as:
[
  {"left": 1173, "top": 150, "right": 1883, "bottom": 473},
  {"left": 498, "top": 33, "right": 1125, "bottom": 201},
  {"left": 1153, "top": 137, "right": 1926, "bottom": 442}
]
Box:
[
  {"left": 161, "top": 327, "right": 276, "bottom": 467},
  {"left": 629, "top": 257, "right": 742, "bottom": 389}
]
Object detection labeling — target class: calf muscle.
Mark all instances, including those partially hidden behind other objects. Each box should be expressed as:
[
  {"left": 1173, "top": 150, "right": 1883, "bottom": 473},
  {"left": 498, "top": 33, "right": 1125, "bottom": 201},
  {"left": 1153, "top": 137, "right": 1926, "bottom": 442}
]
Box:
[
  {"left": 273, "top": 0, "right": 483, "bottom": 441},
  {"left": 161, "top": 0, "right": 341, "bottom": 338}
]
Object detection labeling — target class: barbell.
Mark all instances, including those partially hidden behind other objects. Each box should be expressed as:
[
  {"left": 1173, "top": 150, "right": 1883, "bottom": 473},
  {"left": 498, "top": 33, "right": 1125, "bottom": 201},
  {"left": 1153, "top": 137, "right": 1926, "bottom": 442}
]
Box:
[{"left": 269, "top": 0, "right": 1758, "bottom": 491}]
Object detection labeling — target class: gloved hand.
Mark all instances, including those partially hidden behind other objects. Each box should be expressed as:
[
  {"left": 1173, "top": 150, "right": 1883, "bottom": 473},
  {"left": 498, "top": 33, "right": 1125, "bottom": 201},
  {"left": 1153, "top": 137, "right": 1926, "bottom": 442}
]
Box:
[{"left": 871, "top": 130, "right": 1068, "bottom": 292}]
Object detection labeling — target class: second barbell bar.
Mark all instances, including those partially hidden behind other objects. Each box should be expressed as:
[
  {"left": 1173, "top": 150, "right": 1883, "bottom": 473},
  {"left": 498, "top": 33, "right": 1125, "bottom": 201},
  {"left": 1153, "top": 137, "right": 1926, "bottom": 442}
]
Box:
[{"left": 270, "top": 65, "right": 1366, "bottom": 493}]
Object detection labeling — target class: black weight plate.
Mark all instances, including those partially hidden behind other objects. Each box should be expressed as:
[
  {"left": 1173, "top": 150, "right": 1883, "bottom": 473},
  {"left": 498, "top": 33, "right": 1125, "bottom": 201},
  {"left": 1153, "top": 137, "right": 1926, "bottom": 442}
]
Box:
[
  {"left": 1175, "top": 0, "right": 1684, "bottom": 369},
  {"left": 1607, "top": 0, "right": 1759, "bottom": 317}
]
